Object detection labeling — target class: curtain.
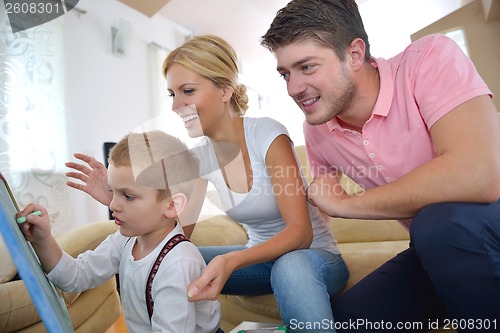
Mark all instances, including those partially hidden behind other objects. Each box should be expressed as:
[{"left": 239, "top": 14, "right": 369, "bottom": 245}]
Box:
[{"left": 0, "top": 12, "right": 73, "bottom": 234}]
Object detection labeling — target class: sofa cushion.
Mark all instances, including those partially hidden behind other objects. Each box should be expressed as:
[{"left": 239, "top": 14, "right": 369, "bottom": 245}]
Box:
[
  {"left": 13, "top": 277, "right": 120, "bottom": 333},
  {"left": 0, "top": 238, "right": 16, "bottom": 283},
  {"left": 191, "top": 215, "right": 248, "bottom": 246},
  {"left": 55, "top": 221, "right": 119, "bottom": 258},
  {"left": 0, "top": 280, "right": 82, "bottom": 333},
  {"left": 228, "top": 294, "right": 280, "bottom": 318},
  {"left": 0, "top": 279, "right": 40, "bottom": 332},
  {"left": 330, "top": 218, "right": 409, "bottom": 243},
  {"left": 218, "top": 294, "right": 281, "bottom": 331},
  {"left": 338, "top": 240, "right": 410, "bottom": 289}
]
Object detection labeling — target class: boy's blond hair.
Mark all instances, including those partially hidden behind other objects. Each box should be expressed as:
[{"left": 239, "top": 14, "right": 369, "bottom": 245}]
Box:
[{"left": 108, "top": 131, "right": 199, "bottom": 201}]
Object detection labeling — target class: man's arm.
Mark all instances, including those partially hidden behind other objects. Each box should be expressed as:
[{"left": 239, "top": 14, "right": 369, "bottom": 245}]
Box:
[{"left": 308, "top": 95, "right": 500, "bottom": 219}]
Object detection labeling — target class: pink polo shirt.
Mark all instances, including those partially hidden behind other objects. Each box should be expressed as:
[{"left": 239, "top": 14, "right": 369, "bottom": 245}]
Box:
[{"left": 305, "top": 34, "right": 492, "bottom": 193}]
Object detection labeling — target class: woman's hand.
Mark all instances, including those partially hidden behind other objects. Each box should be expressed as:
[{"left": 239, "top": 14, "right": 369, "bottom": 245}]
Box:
[
  {"left": 65, "top": 153, "right": 112, "bottom": 206},
  {"left": 187, "top": 254, "right": 235, "bottom": 302}
]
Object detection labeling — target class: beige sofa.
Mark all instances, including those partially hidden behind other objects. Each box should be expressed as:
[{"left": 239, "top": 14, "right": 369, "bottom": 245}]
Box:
[
  {"left": 0, "top": 221, "right": 121, "bottom": 333},
  {"left": 188, "top": 145, "right": 413, "bottom": 332}
]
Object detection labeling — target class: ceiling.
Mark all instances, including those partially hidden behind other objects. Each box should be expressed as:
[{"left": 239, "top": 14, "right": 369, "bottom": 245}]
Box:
[
  {"left": 158, "top": 0, "right": 294, "bottom": 65},
  {"left": 153, "top": 0, "right": 463, "bottom": 66},
  {"left": 117, "top": 0, "right": 499, "bottom": 70}
]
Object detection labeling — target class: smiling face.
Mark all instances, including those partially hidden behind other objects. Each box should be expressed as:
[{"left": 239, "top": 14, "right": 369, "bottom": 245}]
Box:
[
  {"left": 166, "top": 63, "right": 229, "bottom": 138},
  {"left": 172, "top": 104, "right": 203, "bottom": 138},
  {"left": 275, "top": 40, "right": 358, "bottom": 125},
  {"left": 107, "top": 163, "right": 171, "bottom": 238}
]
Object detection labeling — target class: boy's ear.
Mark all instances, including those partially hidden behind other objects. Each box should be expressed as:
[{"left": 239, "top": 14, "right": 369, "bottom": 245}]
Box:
[{"left": 164, "top": 192, "right": 188, "bottom": 218}]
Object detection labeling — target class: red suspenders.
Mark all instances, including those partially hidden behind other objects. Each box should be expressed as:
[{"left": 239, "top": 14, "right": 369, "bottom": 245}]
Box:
[{"left": 145, "top": 234, "right": 190, "bottom": 321}]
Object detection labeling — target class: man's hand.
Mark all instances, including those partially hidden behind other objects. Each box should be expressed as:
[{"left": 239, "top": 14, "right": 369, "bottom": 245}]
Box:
[
  {"left": 307, "top": 173, "right": 348, "bottom": 217},
  {"left": 65, "top": 153, "right": 112, "bottom": 206}
]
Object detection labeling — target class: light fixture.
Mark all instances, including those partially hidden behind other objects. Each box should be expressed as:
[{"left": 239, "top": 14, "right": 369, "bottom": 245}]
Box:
[{"left": 111, "top": 18, "right": 132, "bottom": 57}]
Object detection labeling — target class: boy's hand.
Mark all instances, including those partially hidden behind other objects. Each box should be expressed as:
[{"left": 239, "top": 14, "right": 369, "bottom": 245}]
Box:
[
  {"left": 17, "top": 204, "right": 62, "bottom": 273},
  {"left": 65, "top": 153, "right": 112, "bottom": 206},
  {"left": 17, "top": 204, "right": 51, "bottom": 245}
]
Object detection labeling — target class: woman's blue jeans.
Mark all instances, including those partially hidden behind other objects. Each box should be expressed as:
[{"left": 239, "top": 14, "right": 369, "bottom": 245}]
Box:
[{"left": 199, "top": 246, "right": 349, "bottom": 330}]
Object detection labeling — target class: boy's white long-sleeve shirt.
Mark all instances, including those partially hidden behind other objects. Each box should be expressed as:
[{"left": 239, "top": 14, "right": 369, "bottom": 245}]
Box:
[{"left": 47, "top": 223, "right": 221, "bottom": 333}]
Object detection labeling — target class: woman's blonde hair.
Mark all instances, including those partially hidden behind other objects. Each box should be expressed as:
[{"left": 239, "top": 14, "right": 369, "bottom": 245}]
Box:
[{"left": 163, "top": 35, "right": 249, "bottom": 116}]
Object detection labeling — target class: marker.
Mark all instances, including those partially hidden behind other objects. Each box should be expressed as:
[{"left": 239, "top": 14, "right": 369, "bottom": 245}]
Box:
[{"left": 17, "top": 210, "right": 42, "bottom": 224}]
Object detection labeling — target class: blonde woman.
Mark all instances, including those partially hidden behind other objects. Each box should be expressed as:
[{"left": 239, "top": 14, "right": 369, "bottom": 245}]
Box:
[{"left": 66, "top": 35, "right": 349, "bottom": 328}]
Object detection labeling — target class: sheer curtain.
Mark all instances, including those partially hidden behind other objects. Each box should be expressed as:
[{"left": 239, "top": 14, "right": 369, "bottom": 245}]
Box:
[{"left": 0, "top": 13, "right": 73, "bottom": 234}]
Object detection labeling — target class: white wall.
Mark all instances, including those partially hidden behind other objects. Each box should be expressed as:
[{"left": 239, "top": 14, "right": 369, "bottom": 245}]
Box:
[{"left": 63, "top": 0, "right": 191, "bottom": 226}]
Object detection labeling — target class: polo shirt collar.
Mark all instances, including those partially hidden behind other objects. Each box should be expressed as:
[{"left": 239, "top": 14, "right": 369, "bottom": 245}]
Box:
[
  {"left": 371, "top": 57, "right": 394, "bottom": 117},
  {"left": 326, "top": 57, "right": 394, "bottom": 132}
]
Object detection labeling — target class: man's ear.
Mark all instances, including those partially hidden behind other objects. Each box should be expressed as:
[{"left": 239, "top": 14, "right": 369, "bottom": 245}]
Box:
[
  {"left": 164, "top": 192, "right": 188, "bottom": 218},
  {"left": 347, "top": 38, "right": 366, "bottom": 70}
]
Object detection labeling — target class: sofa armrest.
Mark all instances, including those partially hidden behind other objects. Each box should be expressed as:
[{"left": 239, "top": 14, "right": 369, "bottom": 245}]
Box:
[
  {"left": 55, "top": 221, "right": 119, "bottom": 258},
  {"left": 0, "top": 221, "right": 120, "bottom": 332},
  {"left": 190, "top": 215, "right": 248, "bottom": 247}
]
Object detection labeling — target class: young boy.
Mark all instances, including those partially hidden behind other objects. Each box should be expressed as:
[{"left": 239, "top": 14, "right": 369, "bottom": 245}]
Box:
[{"left": 17, "top": 131, "right": 221, "bottom": 332}]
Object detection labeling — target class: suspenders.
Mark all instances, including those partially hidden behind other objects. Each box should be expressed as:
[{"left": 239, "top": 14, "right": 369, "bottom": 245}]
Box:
[{"left": 145, "top": 233, "right": 190, "bottom": 321}]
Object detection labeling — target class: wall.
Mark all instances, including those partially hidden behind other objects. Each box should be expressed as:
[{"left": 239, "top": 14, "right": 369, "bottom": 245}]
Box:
[
  {"left": 63, "top": 0, "right": 191, "bottom": 226},
  {"left": 411, "top": 0, "right": 500, "bottom": 109}
]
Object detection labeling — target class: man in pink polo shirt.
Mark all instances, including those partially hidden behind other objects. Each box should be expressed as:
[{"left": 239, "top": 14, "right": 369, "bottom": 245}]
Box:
[{"left": 262, "top": 0, "right": 500, "bottom": 331}]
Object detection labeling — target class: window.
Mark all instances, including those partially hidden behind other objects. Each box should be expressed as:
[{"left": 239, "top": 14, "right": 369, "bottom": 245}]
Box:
[
  {"left": 1, "top": 14, "right": 73, "bottom": 234},
  {"left": 444, "top": 28, "right": 470, "bottom": 57}
]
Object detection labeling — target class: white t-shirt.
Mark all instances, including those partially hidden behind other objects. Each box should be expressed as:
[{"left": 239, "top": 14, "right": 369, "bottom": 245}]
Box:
[
  {"left": 199, "top": 117, "right": 339, "bottom": 253},
  {"left": 48, "top": 223, "right": 221, "bottom": 333}
]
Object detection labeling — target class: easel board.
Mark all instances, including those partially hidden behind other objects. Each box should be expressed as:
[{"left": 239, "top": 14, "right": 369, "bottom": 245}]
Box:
[{"left": 0, "top": 173, "right": 74, "bottom": 333}]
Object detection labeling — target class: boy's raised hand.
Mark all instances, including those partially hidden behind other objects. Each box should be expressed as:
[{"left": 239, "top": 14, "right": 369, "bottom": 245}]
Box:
[{"left": 65, "top": 153, "right": 112, "bottom": 206}]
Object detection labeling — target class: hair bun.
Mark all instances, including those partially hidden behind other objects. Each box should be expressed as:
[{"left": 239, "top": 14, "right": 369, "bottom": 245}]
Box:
[{"left": 232, "top": 84, "right": 249, "bottom": 115}]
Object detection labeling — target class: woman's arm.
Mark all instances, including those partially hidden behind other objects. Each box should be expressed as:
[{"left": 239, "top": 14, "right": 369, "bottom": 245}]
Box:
[
  {"left": 224, "top": 134, "right": 313, "bottom": 265},
  {"left": 188, "top": 134, "right": 313, "bottom": 301}
]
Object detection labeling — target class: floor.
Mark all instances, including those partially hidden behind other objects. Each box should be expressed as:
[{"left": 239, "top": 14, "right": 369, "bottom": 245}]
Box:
[{"left": 105, "top": 313, "right": 127, "bottom": 333}]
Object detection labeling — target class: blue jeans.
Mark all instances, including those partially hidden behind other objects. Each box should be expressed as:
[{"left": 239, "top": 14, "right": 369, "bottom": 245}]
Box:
[
  {"left": 199, "top": 246, "right": 349, "bottom": 331},
  {"left": 332, "top": 201, "right": 500, "bottom": 332}
]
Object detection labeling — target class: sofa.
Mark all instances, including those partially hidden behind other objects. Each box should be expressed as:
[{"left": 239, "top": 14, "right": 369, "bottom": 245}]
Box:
[
  {"left": 189, "top": 145, "right": 451, "bottom": 333},
  {"left": 0, "top": 221, "right": 121, "bottom": 332}
]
